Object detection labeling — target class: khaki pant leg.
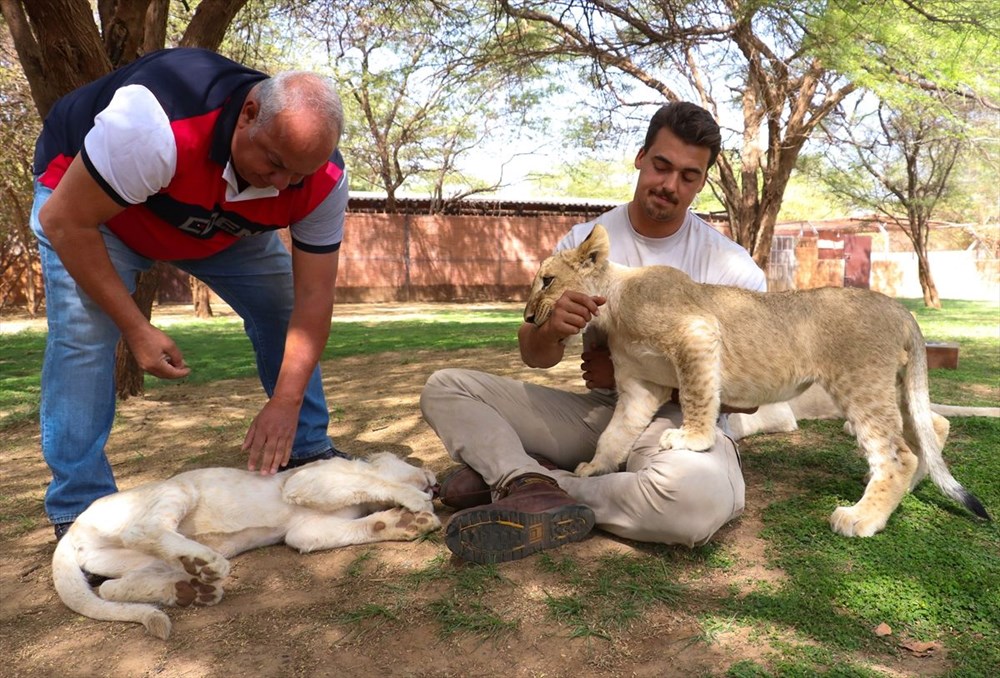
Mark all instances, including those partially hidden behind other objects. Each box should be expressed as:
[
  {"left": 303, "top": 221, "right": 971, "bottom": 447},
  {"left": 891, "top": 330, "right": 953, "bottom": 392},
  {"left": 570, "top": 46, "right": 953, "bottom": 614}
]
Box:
[
  {"left": 557, "top": 404, "right": 745, "bottom": 547},
  {"left": 421, "top": 370, "right": 744, "bottom": 547},
  {"left": 420, "top": 368, "right": 615, "bottom": 488}
]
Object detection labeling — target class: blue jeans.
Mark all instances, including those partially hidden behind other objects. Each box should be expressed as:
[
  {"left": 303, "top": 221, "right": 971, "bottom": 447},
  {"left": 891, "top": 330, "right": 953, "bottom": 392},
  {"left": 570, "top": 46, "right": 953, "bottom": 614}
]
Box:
[{"left": 30, "top": 181, "right": 333, "bottom": 524}]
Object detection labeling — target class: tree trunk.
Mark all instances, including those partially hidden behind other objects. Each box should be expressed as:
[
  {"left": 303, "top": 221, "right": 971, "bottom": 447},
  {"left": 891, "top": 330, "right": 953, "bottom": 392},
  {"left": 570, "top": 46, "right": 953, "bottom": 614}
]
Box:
[
  {"left": 114, "top": 263, "right": 164, "bottom": 399},
  {"left": 190, "top": 277, "right": 214, "bottom": 319},
  {"left": 142, "top": 0, "right": 170, "bottom": 54},
  {"left": 97, "top": 0, "right": 149, "bottom": 67},
  {"left": 179, "top": 0, "right": 248, "bottom": 50},
  {"left": 4, "top": 0, "right": 252, "bottom": 400},
  {"left": 915, "top": 250, "right": 942, "bottom": 309},
  {"left": 1, "top": 0, "right": 111, "bottom": 118}
]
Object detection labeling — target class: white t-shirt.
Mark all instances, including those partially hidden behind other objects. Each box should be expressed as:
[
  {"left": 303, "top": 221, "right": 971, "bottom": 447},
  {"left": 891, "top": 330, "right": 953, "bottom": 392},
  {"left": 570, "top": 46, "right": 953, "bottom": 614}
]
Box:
[
  {"left": 556, "top": 203, "right": 766, "bottom": 292},
  {"left": 557, "top": 204, "right": 766, "bottom": 362}
]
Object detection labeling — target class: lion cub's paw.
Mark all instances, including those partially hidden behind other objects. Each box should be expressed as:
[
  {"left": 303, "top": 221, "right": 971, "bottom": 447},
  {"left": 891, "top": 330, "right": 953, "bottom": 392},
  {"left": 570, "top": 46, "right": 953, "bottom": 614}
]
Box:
[
  {"left": 412, "top": 510, "right": 441, "bottom": 534},
  {"left": 178, "top": 553, "right": 230, "bottom": 583},
  {"left": 173, "top": 578, "right": 225, "bottom": 607},
  {"left": 574, "top": 460, "right": 611, "bottom": 477},
  {"left": 829, "top": 506, "right": 887, "bottom": 537},
  {"left": 378, "top": 507, "right": 440, "bottom": 540},
  {"left": 400, "top": 491, "right": 435, "bottom": 515},
  {"left": 658, "top": 427, "right": 714, "bottom": 452}
]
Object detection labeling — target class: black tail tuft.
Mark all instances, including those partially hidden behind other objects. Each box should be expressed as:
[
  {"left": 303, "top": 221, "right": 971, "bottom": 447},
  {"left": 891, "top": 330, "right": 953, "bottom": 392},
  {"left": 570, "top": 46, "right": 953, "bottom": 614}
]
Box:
[{"left": 962, "top": 490, "right": 992, "bottom": 521}]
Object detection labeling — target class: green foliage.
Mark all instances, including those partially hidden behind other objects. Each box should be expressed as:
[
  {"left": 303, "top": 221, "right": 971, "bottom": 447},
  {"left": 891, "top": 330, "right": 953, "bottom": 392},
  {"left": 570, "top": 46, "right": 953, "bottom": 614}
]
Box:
[
  {"left": 808, "top": 1, "right": 999, "bottom": 108},
  {"left": 291, "top": 0, "right": 559, "bottom": 201},
  {"left": 805, "top": 2, "right": 999, "bottom": 231},
  {"left": 213, "top": 0, "right": 314, "bottom": 72},
  {"left": 778, "top": 159, "right": 849, "bottom": 222},
  {"left": 528, "top": 155, "right": 635, "bottom": 200}
]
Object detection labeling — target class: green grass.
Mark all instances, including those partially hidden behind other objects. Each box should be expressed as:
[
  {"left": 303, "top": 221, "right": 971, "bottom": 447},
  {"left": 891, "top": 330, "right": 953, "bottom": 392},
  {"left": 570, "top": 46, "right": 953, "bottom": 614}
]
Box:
[
  {"left": 4, "top": 299, "right": 995, "bottom": 427},
  {"left": 537, "top": 552, "right": 686, "bottom": 639},
  {"left": 725, "top": 417, "right": 1000, "bottom": 676},
  {"left": 2, "top": 299, "right": 997, "bottom": 673},
  {"left": 0, "top": 307, "right": 524, "bottom": 427},
  {"left": 898, "top": 298, "right": 1000, "bottom": 407}
]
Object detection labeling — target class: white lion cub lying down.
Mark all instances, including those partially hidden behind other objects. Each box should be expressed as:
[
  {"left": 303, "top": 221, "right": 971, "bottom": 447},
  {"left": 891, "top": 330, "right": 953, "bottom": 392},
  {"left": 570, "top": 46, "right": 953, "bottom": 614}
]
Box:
[{"left": 53, "top": 452, "right": 439, "bottom": 640}]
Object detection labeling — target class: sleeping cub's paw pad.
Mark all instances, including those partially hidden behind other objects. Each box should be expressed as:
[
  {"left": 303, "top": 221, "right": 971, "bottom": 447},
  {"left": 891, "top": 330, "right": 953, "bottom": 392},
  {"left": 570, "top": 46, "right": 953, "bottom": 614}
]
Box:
[
  {"left": 381, "top": 508, "right": 440, "bottom": 539},
  {"left": 413, "top": 510, "right": 441, "bottom": 533},
  {"left": 179, "top": 554, "right": 230, "bottom": 582},
  {"left": 174, "top": 578, "right": 224, "bottom": 607}
]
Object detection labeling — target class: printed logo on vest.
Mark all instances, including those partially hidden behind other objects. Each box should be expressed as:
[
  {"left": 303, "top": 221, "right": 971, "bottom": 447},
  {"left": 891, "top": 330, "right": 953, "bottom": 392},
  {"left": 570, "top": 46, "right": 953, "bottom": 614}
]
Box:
[{"left": 177, "top": 213, "right": 260, "bottom": 239}]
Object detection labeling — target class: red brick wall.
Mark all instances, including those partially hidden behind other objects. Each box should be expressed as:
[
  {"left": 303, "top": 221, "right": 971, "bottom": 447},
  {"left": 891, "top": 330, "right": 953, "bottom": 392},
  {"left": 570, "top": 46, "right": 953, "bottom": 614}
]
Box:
[{"left": 334, "top": 213, "right": 581, "bottom": 302}]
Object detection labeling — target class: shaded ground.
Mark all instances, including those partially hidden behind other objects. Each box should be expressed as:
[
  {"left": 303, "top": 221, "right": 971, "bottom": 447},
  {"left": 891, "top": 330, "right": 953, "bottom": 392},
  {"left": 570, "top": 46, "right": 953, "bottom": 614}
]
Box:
[{"left": 0, "top": 305, "right": 955, "bottom": 677}]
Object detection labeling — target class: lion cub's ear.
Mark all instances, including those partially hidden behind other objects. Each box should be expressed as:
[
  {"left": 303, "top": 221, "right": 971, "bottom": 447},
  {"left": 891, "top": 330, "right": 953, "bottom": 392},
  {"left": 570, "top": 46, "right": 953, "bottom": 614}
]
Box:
[{"left": 577, "top": 224, "right": 610, "bottom": 269}]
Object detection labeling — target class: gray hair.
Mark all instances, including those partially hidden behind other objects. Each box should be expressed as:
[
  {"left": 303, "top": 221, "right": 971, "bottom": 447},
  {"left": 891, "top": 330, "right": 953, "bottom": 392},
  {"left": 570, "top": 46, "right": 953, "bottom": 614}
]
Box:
[{"left": 251, "top": 71, "right": 344, "bottom": 142}]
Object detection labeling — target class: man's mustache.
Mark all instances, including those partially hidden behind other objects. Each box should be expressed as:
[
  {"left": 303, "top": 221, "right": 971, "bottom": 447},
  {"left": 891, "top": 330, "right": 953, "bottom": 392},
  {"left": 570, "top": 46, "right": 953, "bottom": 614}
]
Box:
[{"left": 650, "top": 190, "right": 679, "bottom": 204}]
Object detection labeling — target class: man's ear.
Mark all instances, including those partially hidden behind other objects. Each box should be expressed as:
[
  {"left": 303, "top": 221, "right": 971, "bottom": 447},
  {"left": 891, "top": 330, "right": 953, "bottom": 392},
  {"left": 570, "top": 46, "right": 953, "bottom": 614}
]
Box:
[{"left": 238, "top": 97, "right": 259, "bottom": 128}]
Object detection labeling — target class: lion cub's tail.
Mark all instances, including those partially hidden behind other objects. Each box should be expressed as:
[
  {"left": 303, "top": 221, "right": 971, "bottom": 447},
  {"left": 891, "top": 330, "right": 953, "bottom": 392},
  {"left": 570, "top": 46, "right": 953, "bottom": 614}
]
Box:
[
  {"left": 902, "top": 325, "right": 991, "bottom": 521},
  {"left": 52, "top": 531, "right": 172, "bottom": 639}
]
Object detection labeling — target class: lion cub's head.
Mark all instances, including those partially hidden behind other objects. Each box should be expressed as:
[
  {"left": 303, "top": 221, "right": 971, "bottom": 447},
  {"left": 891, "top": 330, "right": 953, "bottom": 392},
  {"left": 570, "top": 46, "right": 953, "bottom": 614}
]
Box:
[{"left": 524, "top": 224, "right": 611, "bottom": 326}]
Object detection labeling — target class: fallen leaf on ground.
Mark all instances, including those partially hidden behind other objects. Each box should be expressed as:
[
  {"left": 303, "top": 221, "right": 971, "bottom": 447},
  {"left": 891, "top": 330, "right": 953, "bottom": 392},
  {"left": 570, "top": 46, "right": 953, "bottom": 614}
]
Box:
[{"left": 873, "top": 622, "right": 892, "bottom": 637}]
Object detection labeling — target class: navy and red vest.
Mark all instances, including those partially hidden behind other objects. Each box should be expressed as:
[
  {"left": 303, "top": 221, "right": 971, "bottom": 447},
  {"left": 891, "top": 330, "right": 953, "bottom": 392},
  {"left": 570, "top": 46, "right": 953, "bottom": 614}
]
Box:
[{"left": 33, "top": 48, "right": 344, "bottom": 260}]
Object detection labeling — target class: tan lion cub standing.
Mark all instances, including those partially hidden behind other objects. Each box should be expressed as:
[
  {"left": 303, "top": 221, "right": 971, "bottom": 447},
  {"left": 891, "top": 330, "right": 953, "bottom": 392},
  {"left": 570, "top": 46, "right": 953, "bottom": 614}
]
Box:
[
  {"left": 523, "top": 225, "right": 989, "bottom": 537},
  {"left": 53, "top": 453, "right": 439, "bottom": 639}
]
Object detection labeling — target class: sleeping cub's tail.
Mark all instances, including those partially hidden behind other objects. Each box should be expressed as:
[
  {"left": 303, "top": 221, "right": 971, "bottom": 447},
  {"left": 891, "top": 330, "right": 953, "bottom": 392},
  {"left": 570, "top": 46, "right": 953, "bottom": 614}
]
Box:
[
  {"left": 903, "top": 324, "right": 991, "bottom": 521},
  {"left": 52, "top": 530, "right": 172, "bottom": 639}
]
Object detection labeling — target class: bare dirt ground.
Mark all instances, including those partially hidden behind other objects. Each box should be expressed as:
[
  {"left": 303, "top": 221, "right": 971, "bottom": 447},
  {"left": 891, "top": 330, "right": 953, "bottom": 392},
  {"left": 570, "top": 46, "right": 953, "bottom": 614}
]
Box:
[{"left": 0, "top": 304, "right": 948, "bottom": 677}]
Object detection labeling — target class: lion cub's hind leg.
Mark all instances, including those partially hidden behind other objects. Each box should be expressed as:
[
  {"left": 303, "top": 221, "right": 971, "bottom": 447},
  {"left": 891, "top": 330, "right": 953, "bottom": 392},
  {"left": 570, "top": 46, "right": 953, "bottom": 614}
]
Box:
[
  {"left": 829, "top": 398, "right": 918, "bottom": 537},
  {"left": 119, "top": 489, "right": 232, "bottom": 585},
  {"left": 285, "top": 508, "right": 440, "bottom": 553},
  {"left": 98, "top": 560, "right": 224, "bottom": 608}
]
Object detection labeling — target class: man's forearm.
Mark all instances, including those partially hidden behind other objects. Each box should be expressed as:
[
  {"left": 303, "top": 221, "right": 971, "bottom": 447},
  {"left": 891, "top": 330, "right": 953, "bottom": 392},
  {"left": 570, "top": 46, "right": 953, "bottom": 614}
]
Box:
[
  {"left": 277, "top": 247, "right": 338, "bottom": 402},
  {"left": 46, "top": 220, "right": 148, "bottom": 335},
  {"left": 39, "top": 154, "right": 145, "bottom": 336},
  {"left": 272, "top": 306, "right": 332, "bottom": 404},
  {"left": 518, "top": 322, "right": 566, "bottom": 368}
]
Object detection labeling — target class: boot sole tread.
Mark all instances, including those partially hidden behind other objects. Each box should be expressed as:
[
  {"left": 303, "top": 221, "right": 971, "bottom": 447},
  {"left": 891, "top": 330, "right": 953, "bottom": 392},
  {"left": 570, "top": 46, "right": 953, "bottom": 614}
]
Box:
[{"left": 445, "top": 504, "right": 595, "bottom": 564}]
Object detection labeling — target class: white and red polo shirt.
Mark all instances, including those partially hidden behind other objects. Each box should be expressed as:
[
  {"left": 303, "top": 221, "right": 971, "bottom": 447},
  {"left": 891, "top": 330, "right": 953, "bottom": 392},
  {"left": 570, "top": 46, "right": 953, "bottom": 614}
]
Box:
[{"left": 33, "top": 47, "right": 347, "bottom": 260}]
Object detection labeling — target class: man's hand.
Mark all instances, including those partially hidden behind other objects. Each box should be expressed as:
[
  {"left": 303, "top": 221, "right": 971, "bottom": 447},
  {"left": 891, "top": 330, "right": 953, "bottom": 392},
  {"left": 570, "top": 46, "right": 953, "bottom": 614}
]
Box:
[
  {"left": 124, "top": 324, "right": 190, "bottom": 379},
  {"left": 520, "top": 291, "right": 606, "bottom": 369},
  {"left": 244, "top": 396, "right": 301, "bottom": 474},
  {"left": 581, "top": 347, "right": 615, "bottom": 390},
  {"left": 546, "top": 290, "right": 606, "bottom": 342}
]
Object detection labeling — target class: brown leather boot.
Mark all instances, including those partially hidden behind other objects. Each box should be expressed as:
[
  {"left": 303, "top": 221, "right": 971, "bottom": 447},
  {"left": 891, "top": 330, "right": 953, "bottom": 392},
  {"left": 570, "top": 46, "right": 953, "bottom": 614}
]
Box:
[
  {"left": 436, "top": 456, "right": 560, "bottom": 511},
  {"left": 445, "top": 473, "right": 595, "bottom": 564},
  {"left": 436, "top": 465, "right": 491, "bottom": 510}
]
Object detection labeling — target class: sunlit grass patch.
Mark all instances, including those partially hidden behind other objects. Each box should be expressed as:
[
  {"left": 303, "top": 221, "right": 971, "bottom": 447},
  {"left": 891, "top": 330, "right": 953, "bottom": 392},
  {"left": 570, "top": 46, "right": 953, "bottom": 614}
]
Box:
[{"left": 729, "top": 418, "right": 1000, "bottom": 674}]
